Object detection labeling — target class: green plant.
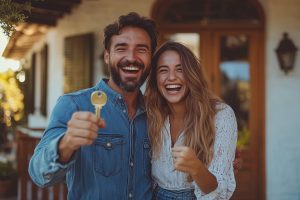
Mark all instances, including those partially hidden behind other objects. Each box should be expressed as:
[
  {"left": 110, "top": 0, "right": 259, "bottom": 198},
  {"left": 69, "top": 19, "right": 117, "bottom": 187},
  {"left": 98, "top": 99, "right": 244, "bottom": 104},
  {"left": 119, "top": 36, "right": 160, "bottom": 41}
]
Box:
[
  {"left": 0, "top": 70, "right": 21, "bottom": 181},
  {"left": 0, "top": 70, "right": 24, "bottom": 127},
  {"left": 0, "top": 157, "right": 17, "bottom": 180},
  {"left": 0, "top": 0, "right": 31, "bottom": 37}
]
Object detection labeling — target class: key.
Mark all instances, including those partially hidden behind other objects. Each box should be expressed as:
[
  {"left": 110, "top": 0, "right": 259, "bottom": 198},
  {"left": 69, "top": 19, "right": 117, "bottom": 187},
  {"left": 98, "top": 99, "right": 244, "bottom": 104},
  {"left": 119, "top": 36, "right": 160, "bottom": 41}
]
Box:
[{"left": 91, "top": 90, "right": 107, "bottom": 118}]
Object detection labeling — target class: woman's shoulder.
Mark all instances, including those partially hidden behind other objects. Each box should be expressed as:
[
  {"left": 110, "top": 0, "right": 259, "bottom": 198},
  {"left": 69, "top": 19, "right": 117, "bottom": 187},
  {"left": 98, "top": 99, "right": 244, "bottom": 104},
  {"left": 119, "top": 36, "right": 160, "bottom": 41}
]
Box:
[
  {"left": 215, "top": 102, "right": 234, "bottom": 115},
  {"left": 215, "top": 102, "right": 237, "bottom": 125},
  {"left": 214, "top": 102, "right": 238, "bottom": 142}
]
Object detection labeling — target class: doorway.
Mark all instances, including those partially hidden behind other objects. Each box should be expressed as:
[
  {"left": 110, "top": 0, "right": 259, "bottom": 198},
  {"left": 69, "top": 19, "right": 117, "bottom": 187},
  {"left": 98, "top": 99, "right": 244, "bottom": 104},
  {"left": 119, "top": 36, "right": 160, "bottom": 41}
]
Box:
[{"left": 152, "top": 0, "right": 265, "bottom": 199}]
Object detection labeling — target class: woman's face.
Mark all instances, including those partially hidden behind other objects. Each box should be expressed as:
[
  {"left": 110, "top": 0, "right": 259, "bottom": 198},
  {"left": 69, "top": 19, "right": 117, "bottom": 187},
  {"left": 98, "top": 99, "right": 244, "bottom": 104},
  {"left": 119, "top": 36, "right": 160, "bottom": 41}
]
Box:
[{"left": 156, "top": 50, "right": 189, "bottom": 105}]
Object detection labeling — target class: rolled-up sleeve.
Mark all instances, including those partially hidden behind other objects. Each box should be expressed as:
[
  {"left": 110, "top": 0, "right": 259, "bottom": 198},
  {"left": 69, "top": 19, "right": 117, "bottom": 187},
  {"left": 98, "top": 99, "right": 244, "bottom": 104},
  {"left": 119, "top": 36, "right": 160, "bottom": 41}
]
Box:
[
  {"left": 193, "top": 104, "right": 238, "bottom": 199},
  {"left": 28, "top": 95, "right": 78, "bottom": 187}
]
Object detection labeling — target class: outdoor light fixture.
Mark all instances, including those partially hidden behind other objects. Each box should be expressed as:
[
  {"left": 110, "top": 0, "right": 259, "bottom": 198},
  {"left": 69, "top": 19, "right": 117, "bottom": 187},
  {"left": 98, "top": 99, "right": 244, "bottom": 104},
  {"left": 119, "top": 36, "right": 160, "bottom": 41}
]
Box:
[{"left": 275, "top": 32, "right": 298, "bottom": 74}]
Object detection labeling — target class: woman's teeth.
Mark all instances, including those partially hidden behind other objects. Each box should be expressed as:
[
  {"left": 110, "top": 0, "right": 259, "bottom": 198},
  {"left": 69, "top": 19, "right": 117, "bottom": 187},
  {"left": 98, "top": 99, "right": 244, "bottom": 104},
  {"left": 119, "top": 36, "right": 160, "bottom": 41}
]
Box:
[{"left": 165, "top": 84, "right": 181, "bottom": 91}]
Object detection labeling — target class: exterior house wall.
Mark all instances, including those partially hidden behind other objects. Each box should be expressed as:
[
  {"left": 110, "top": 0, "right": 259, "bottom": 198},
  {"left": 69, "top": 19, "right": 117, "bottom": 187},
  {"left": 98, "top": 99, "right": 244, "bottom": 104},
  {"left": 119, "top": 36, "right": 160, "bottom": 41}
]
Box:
[
  {"left": 264, "top": 0, "right": 300, "bottom": 199},
  {"left": 25, "top": 36, "right": 49, "bottom": 127},
  {"left": 24, "top": 0, "right": 300, "bottom": 199},
  {"left": 28, "top": 0, "right": 155, "bottom": 127}
]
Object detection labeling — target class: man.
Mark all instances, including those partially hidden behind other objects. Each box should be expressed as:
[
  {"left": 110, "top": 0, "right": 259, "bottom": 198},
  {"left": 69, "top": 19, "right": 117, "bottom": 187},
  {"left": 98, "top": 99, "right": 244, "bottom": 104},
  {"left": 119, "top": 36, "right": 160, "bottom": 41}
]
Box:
[{"left": 29, "top": 12, "right": 157, "bottom": 200}]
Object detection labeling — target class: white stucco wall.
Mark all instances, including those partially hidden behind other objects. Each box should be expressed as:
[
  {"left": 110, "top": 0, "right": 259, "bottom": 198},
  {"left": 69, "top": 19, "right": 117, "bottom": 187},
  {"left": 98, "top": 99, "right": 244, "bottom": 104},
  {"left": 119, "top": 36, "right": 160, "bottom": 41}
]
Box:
[{"left": 265, "top": 0, "right": 300, "bottom": 199}]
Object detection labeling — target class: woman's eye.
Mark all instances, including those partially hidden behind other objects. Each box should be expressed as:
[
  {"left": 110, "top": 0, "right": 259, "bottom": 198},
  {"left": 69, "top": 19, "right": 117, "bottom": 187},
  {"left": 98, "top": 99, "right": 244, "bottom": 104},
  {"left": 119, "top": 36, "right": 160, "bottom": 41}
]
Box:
[
  {"left": 177, "top": 67, "right": 183, "bottom": 72},
  {"left": 158, "top": 68, "right": 168, "bottom": 73}
]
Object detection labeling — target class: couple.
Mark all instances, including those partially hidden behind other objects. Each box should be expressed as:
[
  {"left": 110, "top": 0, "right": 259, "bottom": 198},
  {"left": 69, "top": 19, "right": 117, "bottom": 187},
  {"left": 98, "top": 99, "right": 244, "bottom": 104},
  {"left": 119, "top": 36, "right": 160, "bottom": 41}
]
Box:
[{"left": 29, "top": 12, "right": 237, "bottom": 200}]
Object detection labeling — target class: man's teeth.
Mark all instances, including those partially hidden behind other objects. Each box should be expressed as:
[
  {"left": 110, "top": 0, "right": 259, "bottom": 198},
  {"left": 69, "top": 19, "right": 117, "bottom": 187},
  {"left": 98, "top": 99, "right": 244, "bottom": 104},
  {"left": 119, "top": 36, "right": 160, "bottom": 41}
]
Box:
[{"left": 123, "top": 66, "right": 139, "bottom": 71}]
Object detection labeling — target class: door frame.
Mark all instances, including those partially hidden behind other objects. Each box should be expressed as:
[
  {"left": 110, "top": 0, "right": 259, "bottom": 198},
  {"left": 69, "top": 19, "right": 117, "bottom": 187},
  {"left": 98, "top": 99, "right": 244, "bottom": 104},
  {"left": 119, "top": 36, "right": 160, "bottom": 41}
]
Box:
[
  {"left": 157, "top": 28, "right": 265, "bottom": 199},
  {"left": 211, "top": 30, "right": 265, "bottom": 200}
]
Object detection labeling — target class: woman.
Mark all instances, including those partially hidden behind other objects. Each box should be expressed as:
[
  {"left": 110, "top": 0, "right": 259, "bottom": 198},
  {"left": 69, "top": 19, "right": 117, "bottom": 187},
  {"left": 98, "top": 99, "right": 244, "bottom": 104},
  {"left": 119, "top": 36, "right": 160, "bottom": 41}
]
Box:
[{"left": 145, "top": 42, "right": 237, "bottom": 199}]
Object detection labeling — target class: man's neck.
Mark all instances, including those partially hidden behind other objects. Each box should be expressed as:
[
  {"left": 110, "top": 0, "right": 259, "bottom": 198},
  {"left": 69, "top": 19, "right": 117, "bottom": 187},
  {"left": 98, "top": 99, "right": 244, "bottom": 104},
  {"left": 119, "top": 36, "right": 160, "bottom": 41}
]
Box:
[{"left": 107, "top": 79, "right": 139, "bottom": 119}]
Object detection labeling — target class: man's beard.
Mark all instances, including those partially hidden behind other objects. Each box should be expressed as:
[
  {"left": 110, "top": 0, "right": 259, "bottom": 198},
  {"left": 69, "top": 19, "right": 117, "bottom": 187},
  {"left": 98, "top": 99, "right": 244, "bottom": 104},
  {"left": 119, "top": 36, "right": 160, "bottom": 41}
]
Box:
[{"left": 110, "top": 59, "right": 149, "bottom": 92}]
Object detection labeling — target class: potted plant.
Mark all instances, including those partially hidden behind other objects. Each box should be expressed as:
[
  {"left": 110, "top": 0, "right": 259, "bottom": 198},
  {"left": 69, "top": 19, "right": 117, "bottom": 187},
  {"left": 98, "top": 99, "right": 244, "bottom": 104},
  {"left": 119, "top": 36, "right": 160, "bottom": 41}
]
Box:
[
  {"left": 0, "top": 153, "right": 18, "bottom": 198},
  {"left": 0, "top": 61, "right": 25, "bottom": 199},
  {"left": 0, "top": 100, "right": 18, "bottom": 198}
]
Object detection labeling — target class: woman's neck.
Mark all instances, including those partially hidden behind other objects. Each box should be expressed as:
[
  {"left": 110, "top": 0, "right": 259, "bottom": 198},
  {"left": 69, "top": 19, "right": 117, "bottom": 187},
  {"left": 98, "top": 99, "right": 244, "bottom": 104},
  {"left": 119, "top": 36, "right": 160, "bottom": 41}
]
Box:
[
  {"left": 168, "top": 103, "right": 186, "bottom": 146},
  {"left": 169, "top": 102, "right": 186, "bottom": 120}
]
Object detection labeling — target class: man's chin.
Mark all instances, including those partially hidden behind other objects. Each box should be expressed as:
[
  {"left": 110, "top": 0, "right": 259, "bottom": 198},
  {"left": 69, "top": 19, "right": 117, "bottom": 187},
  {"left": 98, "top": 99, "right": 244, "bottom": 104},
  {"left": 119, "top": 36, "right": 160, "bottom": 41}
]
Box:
[{"left": 121, "top": 82, "right": 140, "bottom": 92}]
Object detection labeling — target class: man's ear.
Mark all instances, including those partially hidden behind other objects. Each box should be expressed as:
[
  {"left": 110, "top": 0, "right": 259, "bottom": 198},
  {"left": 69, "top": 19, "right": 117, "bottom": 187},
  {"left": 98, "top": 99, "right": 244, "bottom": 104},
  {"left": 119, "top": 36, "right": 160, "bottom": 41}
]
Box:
[{"left": 104, "top": 50, "right": 109, "bottom": 65}]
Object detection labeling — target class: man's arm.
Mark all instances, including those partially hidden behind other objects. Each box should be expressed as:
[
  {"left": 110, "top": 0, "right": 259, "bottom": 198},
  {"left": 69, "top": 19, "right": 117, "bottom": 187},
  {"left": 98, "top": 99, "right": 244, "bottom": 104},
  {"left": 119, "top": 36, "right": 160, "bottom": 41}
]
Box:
[{"left": 28, "top": 95, "right": 105, "bottom": 187}]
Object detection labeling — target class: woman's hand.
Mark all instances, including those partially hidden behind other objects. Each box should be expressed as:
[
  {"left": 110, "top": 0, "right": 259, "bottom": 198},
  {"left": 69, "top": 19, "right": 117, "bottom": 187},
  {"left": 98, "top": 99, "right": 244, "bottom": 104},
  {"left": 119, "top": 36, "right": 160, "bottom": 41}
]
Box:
[
  {"left": 172, "top": 145, "right": 218, "bottom": 193},
  {"left": 171, "top": 146, "right": 201, "bottom": 176}
]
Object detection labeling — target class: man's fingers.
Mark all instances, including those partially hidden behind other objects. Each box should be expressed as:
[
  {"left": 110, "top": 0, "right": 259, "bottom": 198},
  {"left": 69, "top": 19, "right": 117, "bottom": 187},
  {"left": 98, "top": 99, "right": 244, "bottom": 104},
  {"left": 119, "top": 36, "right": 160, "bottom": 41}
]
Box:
[
  {"left": 68, "top": 118, "right": 99, "bottom": 132},
  {"left": 97, "top": 118, "right": 106, "bottom": 128},
  {"left": 67, "top": 127, "right": 98, "bottom": 140},
  {"left": 72, "top": 112, "right": 99, "bottom": 123},
  {"left": 69, "top": 136, "right": 96, "bottom": 148}
]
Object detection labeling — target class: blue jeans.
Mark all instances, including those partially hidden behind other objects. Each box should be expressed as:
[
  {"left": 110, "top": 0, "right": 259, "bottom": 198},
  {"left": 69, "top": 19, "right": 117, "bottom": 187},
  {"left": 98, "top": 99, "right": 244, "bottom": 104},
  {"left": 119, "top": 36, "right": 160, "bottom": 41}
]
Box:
[{"left": 153, "top": 185, "right": 196, "bottom": 200}]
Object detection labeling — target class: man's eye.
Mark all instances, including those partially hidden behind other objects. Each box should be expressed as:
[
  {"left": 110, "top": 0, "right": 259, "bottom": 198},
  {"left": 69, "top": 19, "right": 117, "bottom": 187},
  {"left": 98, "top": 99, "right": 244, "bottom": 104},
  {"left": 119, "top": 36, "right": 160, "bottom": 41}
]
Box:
[
  {"left": 138, "top": 48, "right": 148, "bottom": 53},
  {"left": 116, "top": 48, "right": 126, "bottom": 52}
]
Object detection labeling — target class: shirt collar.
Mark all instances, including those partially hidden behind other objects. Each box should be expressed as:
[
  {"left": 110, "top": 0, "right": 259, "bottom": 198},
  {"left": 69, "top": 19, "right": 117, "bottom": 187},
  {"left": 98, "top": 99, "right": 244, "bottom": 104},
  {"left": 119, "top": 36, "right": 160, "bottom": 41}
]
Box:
[{"left": 95, "top": 79, "right": 145, "bottom": 114}]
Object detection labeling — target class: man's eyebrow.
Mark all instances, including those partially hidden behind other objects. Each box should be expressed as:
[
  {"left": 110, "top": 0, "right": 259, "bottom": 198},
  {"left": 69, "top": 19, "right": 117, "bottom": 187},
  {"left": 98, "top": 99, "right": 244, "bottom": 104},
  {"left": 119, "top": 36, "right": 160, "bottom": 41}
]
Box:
[
  {"left": 114, "top": 43, "right": 127, "bottom": 48},
  {"left": 113, "top": 43, "right": 150, "bottom": 50},
  {"left": 137, "top": 44, "right": 150, "bottom": 50}
]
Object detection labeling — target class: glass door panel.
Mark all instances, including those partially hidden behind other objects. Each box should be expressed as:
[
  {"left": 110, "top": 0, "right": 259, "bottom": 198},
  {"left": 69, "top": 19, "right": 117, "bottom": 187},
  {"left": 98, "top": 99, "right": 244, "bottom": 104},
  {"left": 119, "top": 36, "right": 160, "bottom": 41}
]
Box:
[
  {"left": 163, "top": 33, "right": 200, "bottom": 58},
  {"left": 219, "top": 35, "right": 251, "bottom": 150}
]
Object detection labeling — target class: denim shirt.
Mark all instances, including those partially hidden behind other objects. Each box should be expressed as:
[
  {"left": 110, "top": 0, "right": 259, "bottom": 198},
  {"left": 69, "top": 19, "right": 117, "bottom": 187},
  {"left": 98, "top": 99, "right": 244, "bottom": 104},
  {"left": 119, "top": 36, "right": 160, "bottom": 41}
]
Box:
[{"left": 29, "top": 79, "right": 152, "bottom": 200}]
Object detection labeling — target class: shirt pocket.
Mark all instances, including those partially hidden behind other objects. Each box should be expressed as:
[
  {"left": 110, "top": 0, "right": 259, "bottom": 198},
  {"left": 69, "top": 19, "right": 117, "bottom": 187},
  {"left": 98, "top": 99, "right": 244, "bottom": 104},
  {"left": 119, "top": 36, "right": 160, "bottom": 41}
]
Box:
[
  {"left": 143, "top": 138, "right": 151, "bottom": 178},
  {"left": 93, "top": 134, "right": 124, "bottom": 177}
]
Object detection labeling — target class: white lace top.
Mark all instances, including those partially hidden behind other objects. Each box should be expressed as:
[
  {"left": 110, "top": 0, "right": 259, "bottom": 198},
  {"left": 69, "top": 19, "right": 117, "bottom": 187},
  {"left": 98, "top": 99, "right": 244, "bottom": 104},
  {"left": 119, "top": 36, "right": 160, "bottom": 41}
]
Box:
[{"left": 151, "top": 103, "right": 238, "bottom": 200}]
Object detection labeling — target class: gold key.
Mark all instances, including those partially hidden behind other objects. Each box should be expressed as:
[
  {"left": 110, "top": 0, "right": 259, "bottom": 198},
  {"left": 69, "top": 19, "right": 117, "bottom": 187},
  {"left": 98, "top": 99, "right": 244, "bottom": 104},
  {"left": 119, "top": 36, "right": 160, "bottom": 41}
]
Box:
[{"left": 91, "top": 91, "right": 107, "bottom": 118}]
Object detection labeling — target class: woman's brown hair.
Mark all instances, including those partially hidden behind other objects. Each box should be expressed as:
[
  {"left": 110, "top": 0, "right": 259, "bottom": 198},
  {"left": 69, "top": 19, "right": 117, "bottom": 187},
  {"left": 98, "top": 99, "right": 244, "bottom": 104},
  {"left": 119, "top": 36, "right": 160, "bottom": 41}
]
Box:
[{"left": 145, "top": 41, "right": 221, "bottom": 166}]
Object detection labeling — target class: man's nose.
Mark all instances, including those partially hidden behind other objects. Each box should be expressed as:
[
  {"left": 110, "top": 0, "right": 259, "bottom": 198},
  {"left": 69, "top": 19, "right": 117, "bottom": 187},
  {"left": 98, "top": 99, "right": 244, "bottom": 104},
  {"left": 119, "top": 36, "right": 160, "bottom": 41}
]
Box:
[{"left": 126, "top": 50, "right": 138, "bottom": 62}]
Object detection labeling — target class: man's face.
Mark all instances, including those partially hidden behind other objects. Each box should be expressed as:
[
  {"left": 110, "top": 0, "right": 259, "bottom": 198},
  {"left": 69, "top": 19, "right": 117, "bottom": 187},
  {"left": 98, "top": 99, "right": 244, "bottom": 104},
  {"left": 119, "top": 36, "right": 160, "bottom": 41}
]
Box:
[{"left": 104, "top": 26, "right": 152, "bottom": 92}]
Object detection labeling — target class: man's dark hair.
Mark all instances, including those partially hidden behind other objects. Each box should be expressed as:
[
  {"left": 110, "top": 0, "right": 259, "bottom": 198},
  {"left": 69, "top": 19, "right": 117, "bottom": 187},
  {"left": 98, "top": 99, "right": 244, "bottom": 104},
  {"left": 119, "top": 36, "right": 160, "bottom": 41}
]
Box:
[{"left": 103, "top": 12, "right": 158, "bottom": 54}]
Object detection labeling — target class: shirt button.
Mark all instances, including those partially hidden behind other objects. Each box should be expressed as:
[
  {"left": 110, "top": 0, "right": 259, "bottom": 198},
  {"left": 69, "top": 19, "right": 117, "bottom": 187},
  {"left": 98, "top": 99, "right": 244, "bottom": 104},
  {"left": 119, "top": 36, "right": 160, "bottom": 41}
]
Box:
[
  {"left": 43, "top": 173, "right": 52, "bottom": 180},
  {"left": 128, "top": 193, "right": 133, "bottom": 198},
  {"left": 106, "top": 142, "right": 111, "bottom": 147},
  {"left": 130, "top": 162, "right": 134, "bottom": 167},
  {"left": 123, "top": 109, "right": 126, "bottom": 113}
]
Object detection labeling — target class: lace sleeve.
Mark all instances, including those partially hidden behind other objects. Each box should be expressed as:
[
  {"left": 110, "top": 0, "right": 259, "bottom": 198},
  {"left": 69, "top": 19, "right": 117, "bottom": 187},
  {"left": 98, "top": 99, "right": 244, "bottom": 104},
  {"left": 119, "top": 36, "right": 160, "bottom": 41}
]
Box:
[{"left": 193, "top": 104, "right": 238, "bottom": 200}]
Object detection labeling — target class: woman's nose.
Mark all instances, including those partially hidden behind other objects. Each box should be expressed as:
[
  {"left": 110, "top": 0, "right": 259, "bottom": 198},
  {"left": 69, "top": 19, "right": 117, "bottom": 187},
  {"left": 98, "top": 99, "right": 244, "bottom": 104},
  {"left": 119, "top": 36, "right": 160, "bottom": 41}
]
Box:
[{"left": 167, "top": 70, "right": 176, "bottom": 80}]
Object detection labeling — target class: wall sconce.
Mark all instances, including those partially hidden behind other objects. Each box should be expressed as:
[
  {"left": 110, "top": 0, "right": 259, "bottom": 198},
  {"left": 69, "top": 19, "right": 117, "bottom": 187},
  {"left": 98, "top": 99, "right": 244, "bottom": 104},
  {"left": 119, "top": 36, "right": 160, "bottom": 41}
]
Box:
[{"left": 275, "top": 32, "right": 298, "bottom": 74}]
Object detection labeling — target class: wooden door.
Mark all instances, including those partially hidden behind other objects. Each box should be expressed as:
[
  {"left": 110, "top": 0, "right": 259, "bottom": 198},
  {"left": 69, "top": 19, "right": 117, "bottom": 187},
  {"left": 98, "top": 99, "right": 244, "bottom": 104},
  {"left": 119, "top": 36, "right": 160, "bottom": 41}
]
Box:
[
  {"left": 162, "top": 30, "right": 265, "bottom": 200},
  {"left": 211, "top": 31, "right": 265, "bottom": 200}
]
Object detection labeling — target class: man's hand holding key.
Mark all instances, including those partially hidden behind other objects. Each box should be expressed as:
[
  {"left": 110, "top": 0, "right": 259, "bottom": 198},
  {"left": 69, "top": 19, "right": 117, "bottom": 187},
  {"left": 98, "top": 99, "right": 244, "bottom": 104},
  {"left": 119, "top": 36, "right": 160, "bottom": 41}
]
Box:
[{"left": 58, "top": 91, "right": 107, "bottom": 163}]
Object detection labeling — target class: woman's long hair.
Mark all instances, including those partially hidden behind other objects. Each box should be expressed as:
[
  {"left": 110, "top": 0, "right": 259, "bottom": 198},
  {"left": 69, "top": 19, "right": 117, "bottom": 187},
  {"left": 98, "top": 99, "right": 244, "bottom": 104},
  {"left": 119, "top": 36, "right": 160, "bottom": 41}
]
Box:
[{"left": 145, "top": 41, "right": 221, "bottom": 166}]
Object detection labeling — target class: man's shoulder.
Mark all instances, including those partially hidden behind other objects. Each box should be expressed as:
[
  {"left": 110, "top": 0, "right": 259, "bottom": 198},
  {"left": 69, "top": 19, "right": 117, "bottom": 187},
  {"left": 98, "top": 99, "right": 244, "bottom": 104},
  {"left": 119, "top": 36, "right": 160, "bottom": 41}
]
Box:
[
  {"left": 56, "top": 87, "right": 96, "bottom": 108},
  {"left": 64, "top": 87, "right": 94, "bottom": 97}
]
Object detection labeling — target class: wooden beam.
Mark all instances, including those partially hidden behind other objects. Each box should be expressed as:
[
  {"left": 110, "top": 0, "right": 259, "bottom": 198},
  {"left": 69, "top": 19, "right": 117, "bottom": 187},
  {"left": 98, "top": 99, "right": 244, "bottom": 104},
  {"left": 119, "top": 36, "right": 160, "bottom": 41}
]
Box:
[
  {"left": 12, "top": 0, "right": 81, "bottom": 13},
  {"left": 30, "top": 7, "right": 64, "bottom": 18},
  {"left": 26, "top": 13, "right": 57, "bottom": 26}
]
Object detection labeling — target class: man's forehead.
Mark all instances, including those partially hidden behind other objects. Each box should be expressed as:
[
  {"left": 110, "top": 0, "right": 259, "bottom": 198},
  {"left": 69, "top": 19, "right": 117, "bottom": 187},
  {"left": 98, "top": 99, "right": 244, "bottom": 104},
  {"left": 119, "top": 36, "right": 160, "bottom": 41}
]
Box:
[{"left": 110, "top": 26, "right": 151, "bottom": 47}]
